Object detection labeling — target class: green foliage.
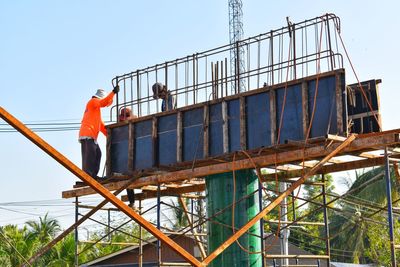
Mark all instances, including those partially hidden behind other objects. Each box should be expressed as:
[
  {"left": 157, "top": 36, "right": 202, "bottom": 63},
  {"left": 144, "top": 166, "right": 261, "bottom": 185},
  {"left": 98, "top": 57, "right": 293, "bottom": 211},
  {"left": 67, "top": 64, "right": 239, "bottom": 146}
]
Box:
[
  {"left": 0, "top": 213, "right": 148, "bottom": 266},
  {"left": 364, "top": 215, "right": 400, "bottom": 265},
  {"left": 263, "top": 175, "right": 334, "bottom": 255},
  {"left": 330, "top": 167, "right": 400, "bottom": 264},
  {"left": 171, "top": 198, "right": 189, "bottom": 230},
  {"left": 0, "top": 224, "right": 35, "bottom": 266}
]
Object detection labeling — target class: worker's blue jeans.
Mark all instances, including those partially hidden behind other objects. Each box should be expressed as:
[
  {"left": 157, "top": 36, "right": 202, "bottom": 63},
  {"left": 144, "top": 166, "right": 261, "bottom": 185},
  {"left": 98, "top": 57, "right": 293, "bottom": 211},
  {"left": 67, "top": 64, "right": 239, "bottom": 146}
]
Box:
[{"left": 80, "top": 138, "right": 101, "bottom": 178}]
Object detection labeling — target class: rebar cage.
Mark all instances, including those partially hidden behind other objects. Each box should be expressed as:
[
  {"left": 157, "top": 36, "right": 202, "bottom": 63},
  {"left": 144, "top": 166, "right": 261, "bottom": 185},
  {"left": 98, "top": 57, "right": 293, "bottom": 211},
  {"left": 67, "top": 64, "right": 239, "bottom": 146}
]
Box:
[{"left": 110, "top": 14, "right": 343, "bottom": 121}]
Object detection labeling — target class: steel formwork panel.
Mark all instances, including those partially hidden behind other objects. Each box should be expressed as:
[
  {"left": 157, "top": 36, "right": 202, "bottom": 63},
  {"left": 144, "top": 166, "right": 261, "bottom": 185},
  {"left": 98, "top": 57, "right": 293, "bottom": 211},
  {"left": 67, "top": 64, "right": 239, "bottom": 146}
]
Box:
[{"left": 108, "top": 70, "right": 347, "bottom": 175}]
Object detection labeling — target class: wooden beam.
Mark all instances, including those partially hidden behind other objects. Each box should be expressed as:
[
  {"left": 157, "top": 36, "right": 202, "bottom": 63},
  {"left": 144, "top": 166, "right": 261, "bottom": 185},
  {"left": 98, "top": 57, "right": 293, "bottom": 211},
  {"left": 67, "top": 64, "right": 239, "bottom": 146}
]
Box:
[
  {"left": 128, "top": 122, "right": 135, "bottom": 172},
  {"left": 335, "top": 72, "right": 344, "bottom": 135},
  {"left": 0, "top": 106, "right": 202, "bottom": 267},
  {"left": 301, "top": 81, "right": 309, "bottom": 139},
  {"left": 177, "top": 111, "right": 183, "bottom": 163},
  {"left": 239, "top": 96, "right": 247, "bottom": 150},
  {"left": 358, "top": 152, "right": 380, "bottom": 158},
  {"left": 179, "top": 197, "right": 207, "bottom": 259},
  {"left": 62, "top": 131, "right": 399, "bottom": 198},
  {"left": 326, "top": 134, "right": 347, "bottom": 142},
  {"left": 201, "top": 135, "right": 355, "bottom": 266},
  {"left": 222, "top": 101, "right": 229, "bottom": 153},
  {"left": 269, "top": 88, "right": 277, "bottom": 145},
  {"left": 203, "top": 105, "right": 209, "bottom": 158},
  {"left": 152, "top": 117, "right": 158, "bottom": 167}
]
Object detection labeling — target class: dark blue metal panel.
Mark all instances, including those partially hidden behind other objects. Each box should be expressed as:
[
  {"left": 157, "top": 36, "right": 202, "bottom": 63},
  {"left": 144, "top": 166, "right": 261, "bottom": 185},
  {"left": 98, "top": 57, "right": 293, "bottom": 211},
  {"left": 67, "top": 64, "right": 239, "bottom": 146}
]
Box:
[
  {"left": 110, "top": 125, "right": 129, "bottom": 173},
  {"left": 246, "top": 93, "right": 271, "bottom": 149},
  {"left": 308, "top": 76, "right": 338, "bottom": 137},
  {"left": 183, "top": 108, "right": 204, "bottom": 162},
  {"left": 276, "top": 84, "right": 303, "bottom": 143},
  {"left": 347, "top": 79, "right": 380, "bottom": 133},
  {"left": 134, "top": 120, "right": 153, "bottom": 170},
  {"left": 109, "top": 71, "right": 350, "bottom": 174},
  {"left": 158, "top": 114, "right": 177, "bottom": 166},
  {"left": 228, "top": 99, "right": 241, "bottom": 152},
  {"left": 209, "top": 104, "right": 224, "bottom": 156}
]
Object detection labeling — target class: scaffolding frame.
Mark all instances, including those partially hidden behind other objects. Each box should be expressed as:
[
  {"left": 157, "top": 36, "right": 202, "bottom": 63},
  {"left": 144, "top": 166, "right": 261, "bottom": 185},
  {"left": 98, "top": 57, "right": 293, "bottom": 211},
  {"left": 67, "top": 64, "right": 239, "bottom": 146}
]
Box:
[{"left": 1, "top": 105, "right": 399, "bottom": 266}]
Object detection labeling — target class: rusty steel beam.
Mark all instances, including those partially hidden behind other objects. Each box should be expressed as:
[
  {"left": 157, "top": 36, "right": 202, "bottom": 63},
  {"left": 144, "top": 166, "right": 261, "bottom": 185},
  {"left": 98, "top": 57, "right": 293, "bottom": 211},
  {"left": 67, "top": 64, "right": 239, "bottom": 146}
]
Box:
[
  {"left": 0, "top": 106, "right": 202, "bottom": 267},
  {"left": 201, "top": 134, "right": 355, "bottom": 266},
  {"left": 62, "top": 131, "right": 399, "bottom": 198}
]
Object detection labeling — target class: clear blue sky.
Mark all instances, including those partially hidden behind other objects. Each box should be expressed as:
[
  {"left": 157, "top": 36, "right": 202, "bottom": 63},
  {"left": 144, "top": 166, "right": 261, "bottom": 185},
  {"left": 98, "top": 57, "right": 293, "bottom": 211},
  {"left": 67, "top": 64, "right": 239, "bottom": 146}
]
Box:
[{"left": 1, "top": 1, "right": 399, "bottom": 228}]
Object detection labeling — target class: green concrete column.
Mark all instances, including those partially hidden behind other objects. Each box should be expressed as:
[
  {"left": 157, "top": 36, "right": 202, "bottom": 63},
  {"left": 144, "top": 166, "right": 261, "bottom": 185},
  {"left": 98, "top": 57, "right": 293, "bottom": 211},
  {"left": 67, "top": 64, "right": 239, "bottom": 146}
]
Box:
[{"left": 206, "top": 169, "right": 262, "bottom": 267}]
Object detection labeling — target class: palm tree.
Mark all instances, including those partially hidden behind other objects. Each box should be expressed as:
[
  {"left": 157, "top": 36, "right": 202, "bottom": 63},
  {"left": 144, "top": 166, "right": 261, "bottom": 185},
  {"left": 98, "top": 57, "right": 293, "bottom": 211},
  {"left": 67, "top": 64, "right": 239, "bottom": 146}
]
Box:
[
  {"left": 330, "top": 166, "right": 400, "bottom": 264},
  {"left": 26, "top": 213, "right": 61, "bottom": 244}
]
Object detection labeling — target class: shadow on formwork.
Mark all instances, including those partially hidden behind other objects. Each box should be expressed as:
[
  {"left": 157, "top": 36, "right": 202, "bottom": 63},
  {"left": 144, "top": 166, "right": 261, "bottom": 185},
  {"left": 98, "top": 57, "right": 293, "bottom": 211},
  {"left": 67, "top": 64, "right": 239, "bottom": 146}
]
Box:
[{"left": 1, "top": 13, "right": 398, "bottom": 267}]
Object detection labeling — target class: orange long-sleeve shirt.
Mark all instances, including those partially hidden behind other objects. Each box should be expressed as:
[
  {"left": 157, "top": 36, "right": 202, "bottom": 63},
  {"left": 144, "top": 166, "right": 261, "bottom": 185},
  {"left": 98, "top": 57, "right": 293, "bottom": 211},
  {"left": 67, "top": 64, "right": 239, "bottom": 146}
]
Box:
[{"left": 79, "top": 91, "right": 115, "bottom": 140}]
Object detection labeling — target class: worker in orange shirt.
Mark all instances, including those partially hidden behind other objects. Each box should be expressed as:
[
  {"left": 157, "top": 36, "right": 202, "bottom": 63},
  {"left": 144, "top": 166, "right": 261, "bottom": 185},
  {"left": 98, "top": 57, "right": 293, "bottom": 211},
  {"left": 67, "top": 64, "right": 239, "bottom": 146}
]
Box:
[{"left": 79, "top": 86, "right": 119, "bottom": 179}]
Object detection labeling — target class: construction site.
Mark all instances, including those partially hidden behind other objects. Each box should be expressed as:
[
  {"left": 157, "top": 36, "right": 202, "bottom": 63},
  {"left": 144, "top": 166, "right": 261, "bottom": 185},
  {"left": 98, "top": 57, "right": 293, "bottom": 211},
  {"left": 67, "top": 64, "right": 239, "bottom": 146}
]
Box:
[{"left": 1, "top": 2, "right": 399, "bottom": 267}]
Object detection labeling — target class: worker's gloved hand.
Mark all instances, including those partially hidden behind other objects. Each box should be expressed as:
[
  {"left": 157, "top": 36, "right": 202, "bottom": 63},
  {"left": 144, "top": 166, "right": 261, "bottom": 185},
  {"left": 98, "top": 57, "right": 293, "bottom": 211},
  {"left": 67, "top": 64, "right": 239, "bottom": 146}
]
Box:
[{"left": 113, "top": 85, "right": 120, "bottom": 94}]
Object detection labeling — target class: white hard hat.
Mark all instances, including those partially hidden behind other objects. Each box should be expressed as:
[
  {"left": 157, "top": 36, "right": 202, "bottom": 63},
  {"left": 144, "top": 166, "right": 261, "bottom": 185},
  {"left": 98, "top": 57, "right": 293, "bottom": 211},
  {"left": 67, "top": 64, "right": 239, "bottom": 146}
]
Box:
[{"left": 94, "top": 89, "right": 106, "bottom": 99}]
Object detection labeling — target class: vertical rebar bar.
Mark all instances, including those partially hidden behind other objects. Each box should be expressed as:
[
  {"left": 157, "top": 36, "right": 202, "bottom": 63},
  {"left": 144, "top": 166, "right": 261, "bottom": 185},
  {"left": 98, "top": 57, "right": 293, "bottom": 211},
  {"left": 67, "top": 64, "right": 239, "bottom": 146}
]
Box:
[
  {"left": 175, "top": 62, "right": 178, "bottom": 108},
  {"left": 205, "top": 57, "right": 208, "bottom": 101},
  {"left": 384, "top": 147, "right": 397, "bottom": 266},
  {"left": 155, "top": 66, "right": 159, "bottom": 114},
  {"left": 257, "top": 39, "right": 260, "bottom": 89},
  {"left": 185, "top": 60, "right": 188, "bottom": 106},
  {"left": 123, "top": 79, "right": 126, "bottom": 113},
  {"left": 247, "top": 43, "right": 250, "bottom": 91},
  {"left": 196, "top": 54, "right": 199, "bottom": 103},
  {"left": 130, "top": 77, "right": 134, "bottom": 114},
  {"left": 115, "top": 77, "right": 119, "bottom": 122},
  {"left": 211, "top": 62, "right": 215, "bottom": 100},
  {"left": 147, "top": 71, "right": 151, "bottom": 115},
  {"left": 292, "top": 24, "right": 297, "bottom": 80},
  {"left": 235, "top": 41, "right": 240, "bottom": 94},
  {"left": 193, "top": 54, "right": 196, "bottom": 104},
  {"left": 270, "top": 30, "right": 274, "bottom": 85},
  {"left": 136, "top": 71, "right": 141, "bottom": 116},
  {"left": 220, "top": 60, "right": 224, "bottom": 97},
  {"left": 225, "top": 57, "right": 228, "bottom": 97},
  {"left": 325, "top": 14, "right": 334, "bottom": 71},
  {"left": 216, "top": 61, "right": 219, "bottom": 99}
]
